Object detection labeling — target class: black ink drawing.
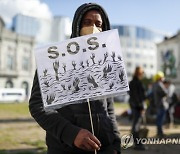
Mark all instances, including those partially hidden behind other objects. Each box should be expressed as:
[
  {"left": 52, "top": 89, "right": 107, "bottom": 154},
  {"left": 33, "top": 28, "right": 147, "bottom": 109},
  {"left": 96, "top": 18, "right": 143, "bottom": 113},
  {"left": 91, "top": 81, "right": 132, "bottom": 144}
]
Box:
[
  {"left": 68, "top": 85, "right": 71, "bottom": 90},
  {"left": 72, "top": 61, "right": 76, "bottom": 70},
  {"left": 118, "top": 56, "right": 122, "bottom": 61},
  {"left": 109, "top": 82, "right": 114, "bottom": 89},
  {"left": 103, "top": 52, "right": 108, "bottom": 64},
  {"left": 111, "top": 52, "right": 116, "bottom": 62},
  {"left": 87, "top": 75, "right": 98, "bottom": 88},
  {"left": 44, "top": 81, "right": 50, "bottom": 87},
  {"left": 53, "top": 61, "right": 59, "bottom": 81},
  {"left": 61, "top": 84, "right": 66, "bottom": 90},
  {"left": 43, "top": 69, "right": 48, "bottom": 77},
  {"left": 80, "top": 61, "right": 85, "bottom": 68},
  {"left": 86, "top": 60, "right": 89, "bottom": 67},
  {"left": 98, "top": 60, "right": 102, "bottom": 65},
  {"left": 62, "top": 63, "right": 66, "bottom": 73},
  {"left": 119, "top": 70, "right": 124, "bottom": 82},
  {"left": 46, "top": 93, "right": 56, "bottom": 105},
  {"left": 39, "top": 51, "right": 128, "bottom": 107},
  {"left": 73, "top": 77, "right": 80, "bottom": 91},
  {"left": 90, "top": 53, "right": 96, "bottom": 64},
  {"left": 103, "top": 64, "right": 112, "bottom": 78}
]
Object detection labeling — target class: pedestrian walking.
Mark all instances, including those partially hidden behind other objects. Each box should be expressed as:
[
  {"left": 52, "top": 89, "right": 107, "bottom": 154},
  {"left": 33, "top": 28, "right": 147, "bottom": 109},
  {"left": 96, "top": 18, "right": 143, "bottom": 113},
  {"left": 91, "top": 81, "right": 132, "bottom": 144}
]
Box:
[{"left": 129, "top": 66, "right": 147, "bottom": 150}]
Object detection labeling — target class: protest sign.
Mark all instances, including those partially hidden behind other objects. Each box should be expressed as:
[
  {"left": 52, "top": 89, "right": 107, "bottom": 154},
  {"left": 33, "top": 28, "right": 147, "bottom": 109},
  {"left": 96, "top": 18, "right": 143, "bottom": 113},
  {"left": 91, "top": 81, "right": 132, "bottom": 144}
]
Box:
[{"left": 35, "top": 29, "right": 129, "bottom": 110}]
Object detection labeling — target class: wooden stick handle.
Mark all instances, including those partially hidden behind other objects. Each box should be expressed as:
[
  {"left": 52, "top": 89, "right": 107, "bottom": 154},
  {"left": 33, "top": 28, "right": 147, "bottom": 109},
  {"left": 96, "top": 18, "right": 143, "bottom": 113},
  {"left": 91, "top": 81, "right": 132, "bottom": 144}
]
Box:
[{"left": 87, "top": 98, "right": 97, "bottom": 154}]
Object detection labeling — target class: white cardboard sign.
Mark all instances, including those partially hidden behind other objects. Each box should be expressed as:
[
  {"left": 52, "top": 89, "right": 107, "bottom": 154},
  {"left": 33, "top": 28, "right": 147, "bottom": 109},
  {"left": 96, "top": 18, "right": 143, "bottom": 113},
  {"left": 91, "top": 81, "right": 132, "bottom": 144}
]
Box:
[{"left": 35, "top": 29, "right": 129, "bottom": 110}]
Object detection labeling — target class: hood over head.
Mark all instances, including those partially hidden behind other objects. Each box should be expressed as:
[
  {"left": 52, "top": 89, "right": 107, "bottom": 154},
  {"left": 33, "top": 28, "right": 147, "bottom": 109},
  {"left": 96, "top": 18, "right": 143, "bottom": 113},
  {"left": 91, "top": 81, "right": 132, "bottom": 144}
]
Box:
[{"left": 71, "top": 3, "right": 110, "bottom": 38}]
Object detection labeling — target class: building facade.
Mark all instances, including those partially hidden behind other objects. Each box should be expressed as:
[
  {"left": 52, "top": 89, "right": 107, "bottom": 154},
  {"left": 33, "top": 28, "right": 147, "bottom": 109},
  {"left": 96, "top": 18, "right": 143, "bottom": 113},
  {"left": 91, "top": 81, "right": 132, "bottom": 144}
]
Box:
[
  {"left": 12, "top": 14, "right": 72, "bottom": 45},
  {"left": 12, "top": 14, "right": 39, "bottom": 37},
  {"left": 112, "top": 25, "right": 165, "bottom": 80},
  {"left": 50, "top": 16, "right": 72, "bottom": 42},
  {"left": 157, "top": 31, "right": 180, "bottom": 92},
  {"left": 0, "top": 17, "right": 35, "bottom": 98}
]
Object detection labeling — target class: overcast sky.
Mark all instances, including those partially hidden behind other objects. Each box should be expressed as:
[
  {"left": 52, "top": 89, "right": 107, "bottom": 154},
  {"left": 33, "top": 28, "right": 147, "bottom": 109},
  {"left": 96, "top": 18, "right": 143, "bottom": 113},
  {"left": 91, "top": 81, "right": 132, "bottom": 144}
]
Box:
[{"left": 0, "top": 0, "right": 180, "bottom": 35}]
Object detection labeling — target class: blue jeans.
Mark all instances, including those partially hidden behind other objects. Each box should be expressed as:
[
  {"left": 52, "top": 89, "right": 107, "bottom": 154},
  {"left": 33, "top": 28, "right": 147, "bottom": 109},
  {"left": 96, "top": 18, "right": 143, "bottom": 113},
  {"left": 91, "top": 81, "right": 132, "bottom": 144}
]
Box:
[
  {"left": 131, "top": 108, "right": 143, "bottom": 145},
  {"left": 156, "top": 108, "right": 166, "bottom": 135}
]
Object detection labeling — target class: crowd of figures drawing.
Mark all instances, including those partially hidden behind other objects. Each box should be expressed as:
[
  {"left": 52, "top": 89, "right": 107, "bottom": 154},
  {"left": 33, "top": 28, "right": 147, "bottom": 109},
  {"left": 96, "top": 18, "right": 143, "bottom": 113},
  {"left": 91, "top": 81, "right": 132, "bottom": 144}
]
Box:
[{"left": 39, "top": 51, "right": 128, "bottom": 107}]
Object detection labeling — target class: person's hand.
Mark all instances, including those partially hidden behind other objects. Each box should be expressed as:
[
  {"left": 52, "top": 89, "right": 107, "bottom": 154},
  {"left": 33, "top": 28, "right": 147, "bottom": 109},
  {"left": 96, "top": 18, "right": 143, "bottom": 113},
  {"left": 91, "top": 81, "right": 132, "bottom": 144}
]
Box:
[
  {"left": 141, "top": 109, "right": 145, "bottom": 115},
  {"left": 114, "top": 150, "right": 118, "bottom": 154},
  {"left": 74, "top": 129, "right": 101, "bottom": 151}
]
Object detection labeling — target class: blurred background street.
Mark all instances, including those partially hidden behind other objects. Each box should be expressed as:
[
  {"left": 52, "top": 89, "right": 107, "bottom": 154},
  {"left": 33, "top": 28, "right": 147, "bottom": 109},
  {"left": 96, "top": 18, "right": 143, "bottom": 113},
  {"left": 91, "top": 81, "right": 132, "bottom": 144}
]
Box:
[{"left": 0, "top": 102, "right": 180, "bottom": 154}]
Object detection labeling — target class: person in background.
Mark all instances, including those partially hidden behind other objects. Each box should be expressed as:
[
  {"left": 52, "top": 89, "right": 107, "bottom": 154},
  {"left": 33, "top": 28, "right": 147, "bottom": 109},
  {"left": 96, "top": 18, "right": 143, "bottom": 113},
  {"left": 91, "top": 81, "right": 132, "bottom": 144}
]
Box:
[
  {"left": 152, "top": 72, "right": 168, "bottom": 138},
  {"left": 129, "top": 66, "right": 147, "bottom": 150},
  {"left": 29, "top": 3, "right": 120, "bottom": 154},
  {"left": 166, "top": 80, "right": 178, "bottom": 128}
]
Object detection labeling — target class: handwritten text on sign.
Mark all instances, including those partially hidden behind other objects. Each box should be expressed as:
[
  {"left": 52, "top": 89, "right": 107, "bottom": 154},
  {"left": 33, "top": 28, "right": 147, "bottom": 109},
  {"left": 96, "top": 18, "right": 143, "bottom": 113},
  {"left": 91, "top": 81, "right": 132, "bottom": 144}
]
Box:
[{"left": 35, "top": 29, "right": 129, "bottom": 110}]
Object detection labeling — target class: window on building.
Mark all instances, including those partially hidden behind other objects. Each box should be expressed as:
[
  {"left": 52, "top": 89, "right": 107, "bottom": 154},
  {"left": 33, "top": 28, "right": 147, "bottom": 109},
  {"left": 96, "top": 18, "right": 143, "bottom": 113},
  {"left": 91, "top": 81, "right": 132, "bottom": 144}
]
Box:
[
  {"left": 127, "top": 62, "right": 132, "bottom": 67},
  {"left": 8, "top": 46, "right": 12, "bottom": 50},
  {"left": 22, "top": 57, "right": 29, "bottom": 71},
  {"left": 118, "top": 26, "right": 124, "bottom": 36},
  {"left": 22, "top": 81, "right": 29, "bottom": 96},
  {"left": 7, "top": 55, "right": 14, "bottom": 70},
  {"left": 143, "top": 42, "right": 147, "bottom": 48},
  {"left": 150, "top": 44, "right": 155, "bottom": 49},
  {"left": 24, "top": 48, "right": 30, "bottom": 53},
  {"left": 126, "top": 52, "right": 132, "bottom": 58},
  {"left": 135, "top": 63, "right": 139, "bottom": 67},
  {"left": 136, "top": 41, "right": 140, "bottom": 48},
  {"left": 135, "top": 53, "right": 140, "bottom": 58},
  {"left": 127, "top": 72, "right": 132, "bottom": 77},
  {"left": 150, "top": 55, "right": 154, "bottom": 59},
  {"left": 127, "top": 40, "right": 132, "bottom": 47},
  {"left": 5, "top": 80, "right": 14, "bottom": 88}
]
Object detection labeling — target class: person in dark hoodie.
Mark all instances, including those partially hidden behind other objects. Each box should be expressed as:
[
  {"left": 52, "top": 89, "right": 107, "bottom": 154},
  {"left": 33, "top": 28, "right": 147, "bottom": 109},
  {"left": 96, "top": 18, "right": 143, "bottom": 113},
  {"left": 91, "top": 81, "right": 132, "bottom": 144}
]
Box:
[
  {"left": 29, "top": 3, "right": 120, "bottom": 154},
  {"left": 129, "top": 66, "right": 147, "bottom": 150}
]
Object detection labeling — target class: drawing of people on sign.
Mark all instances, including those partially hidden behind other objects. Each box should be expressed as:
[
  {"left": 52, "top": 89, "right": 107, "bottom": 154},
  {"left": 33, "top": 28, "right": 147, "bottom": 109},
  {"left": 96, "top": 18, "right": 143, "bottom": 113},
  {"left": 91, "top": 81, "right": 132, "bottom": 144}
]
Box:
[{"left": 35, "top": 29, "right": 129, "bottom": 110}]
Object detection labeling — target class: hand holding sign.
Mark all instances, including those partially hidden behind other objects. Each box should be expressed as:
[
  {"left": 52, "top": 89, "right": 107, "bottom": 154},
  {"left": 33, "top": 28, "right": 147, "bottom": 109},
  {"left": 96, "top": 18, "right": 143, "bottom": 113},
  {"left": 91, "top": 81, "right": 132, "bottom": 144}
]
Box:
[{"left": 74, "top": 129, "right": 101, "bottom": 151}]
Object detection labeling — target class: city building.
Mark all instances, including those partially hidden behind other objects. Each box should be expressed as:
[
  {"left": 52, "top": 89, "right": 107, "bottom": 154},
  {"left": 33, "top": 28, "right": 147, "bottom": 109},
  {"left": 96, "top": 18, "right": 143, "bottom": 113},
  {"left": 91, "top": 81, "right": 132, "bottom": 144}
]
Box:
[
  {"left": 12, "top": 14, "right": 72, "bottom": 45},
  {"left": 50, "top": 16, "right": 72, "bottom": 42},
  {"left": 111, "top": 25, "right": 165, "bottom": 80},
  {"left": 157, "top": 31, "right": 180, "bottom": 92},
  {"left": 12, "top": 14, "right": 39, "bottom": 37},
  {"left": 0, "top": 16, "right": 35, "bottom": 98}
]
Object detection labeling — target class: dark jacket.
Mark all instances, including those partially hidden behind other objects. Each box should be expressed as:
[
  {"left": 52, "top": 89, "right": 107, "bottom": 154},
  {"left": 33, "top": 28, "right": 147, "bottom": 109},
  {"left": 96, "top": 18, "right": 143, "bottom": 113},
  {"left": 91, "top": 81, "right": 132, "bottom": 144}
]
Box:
[
  {"left": 129, "top": 76, "right": 146, "bottom": 110},
  {"left": 152, "top": 81, "right": 167, "bottom": 109},
  {"left": 29, "top": 3, "right": 120, "bottom": 154}
]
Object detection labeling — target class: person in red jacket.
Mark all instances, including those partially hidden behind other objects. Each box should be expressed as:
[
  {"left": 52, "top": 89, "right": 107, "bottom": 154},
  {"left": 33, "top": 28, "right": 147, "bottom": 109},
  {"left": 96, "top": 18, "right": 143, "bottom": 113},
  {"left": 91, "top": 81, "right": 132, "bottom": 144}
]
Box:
[{"left": 29, "top": 3, "right": 120, "bottom": 154}]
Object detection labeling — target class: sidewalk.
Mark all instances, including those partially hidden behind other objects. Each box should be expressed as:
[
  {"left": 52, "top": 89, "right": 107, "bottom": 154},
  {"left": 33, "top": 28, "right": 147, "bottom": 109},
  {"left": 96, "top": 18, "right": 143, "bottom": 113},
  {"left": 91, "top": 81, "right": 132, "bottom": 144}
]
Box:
[{"left": 115, "top": 107, "right": 180, "bottom": 154}]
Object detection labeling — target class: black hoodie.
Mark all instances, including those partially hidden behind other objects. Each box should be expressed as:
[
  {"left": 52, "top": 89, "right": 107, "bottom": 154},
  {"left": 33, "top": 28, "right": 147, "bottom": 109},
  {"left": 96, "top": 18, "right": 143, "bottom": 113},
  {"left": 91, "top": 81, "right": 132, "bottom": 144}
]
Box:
[
  {"left": 29, "top": 3, "right": 120, "bottom": 154},
  {"left": 71, "top": 3, "right": 110, "bottom": 38}
]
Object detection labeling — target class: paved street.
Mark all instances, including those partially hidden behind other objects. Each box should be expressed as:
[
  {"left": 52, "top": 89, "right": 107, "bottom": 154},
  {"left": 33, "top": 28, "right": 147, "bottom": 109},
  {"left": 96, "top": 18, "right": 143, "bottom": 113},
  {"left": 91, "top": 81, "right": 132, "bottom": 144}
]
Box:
[{"left": 115, "top": 107, "right": 180, "bottom": 154}]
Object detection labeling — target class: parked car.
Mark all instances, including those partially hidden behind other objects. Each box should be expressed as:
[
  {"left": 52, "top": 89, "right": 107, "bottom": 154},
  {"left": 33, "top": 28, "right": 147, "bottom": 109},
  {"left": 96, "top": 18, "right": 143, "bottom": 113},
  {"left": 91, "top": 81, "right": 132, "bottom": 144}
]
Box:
[{"left": 0, "top": 88, "right": 26, "bottom": 103}]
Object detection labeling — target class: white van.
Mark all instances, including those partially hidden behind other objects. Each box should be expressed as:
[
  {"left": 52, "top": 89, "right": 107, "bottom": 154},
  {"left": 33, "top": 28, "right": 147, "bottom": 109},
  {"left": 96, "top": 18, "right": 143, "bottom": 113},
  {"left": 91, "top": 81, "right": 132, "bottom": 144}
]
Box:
[{"left": 0, "top": 88, "right": 26, "bottom": 103}]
